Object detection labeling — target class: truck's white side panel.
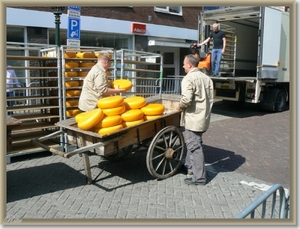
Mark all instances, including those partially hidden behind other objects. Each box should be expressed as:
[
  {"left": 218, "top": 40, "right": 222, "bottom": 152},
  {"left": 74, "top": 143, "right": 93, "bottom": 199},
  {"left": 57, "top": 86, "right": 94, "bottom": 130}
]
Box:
[
  {"left": 277, "top": 11, "right": 289, "bottom": 82},
  {"left": 259, "top": 7, "right": 282, "bottom": 79}
]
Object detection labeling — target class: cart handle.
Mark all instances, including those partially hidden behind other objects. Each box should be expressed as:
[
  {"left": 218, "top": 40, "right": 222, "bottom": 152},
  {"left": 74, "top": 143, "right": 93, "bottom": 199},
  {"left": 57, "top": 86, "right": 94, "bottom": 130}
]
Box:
[{"left": 31, "top": 130, "right": 123, "bottom": 158}]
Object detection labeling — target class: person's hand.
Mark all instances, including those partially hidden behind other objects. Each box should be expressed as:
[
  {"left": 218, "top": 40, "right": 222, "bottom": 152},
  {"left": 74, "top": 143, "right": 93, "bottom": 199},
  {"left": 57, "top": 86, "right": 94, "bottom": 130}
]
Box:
[
  {"left": 222, "top": 49, "right": 225, "bottom": 54},
  {"left": 175, "top": 104, "right": 182, "bottom": 111}
]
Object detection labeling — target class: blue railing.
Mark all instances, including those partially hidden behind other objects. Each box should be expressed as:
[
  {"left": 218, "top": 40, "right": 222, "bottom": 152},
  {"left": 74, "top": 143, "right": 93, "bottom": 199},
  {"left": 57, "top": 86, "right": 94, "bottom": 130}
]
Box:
[{"left": 235, "top": 183, "right": 290, "bottom": 219}]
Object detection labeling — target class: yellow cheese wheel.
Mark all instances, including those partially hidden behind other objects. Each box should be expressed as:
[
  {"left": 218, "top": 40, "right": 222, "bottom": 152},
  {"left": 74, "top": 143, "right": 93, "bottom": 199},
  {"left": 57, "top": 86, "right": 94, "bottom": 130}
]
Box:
[
  {"left": 97, "top": 96, "right": 124, "bottom": 109},
  {"left": 102, "top": 104, "right": 126, "bottom": 116},
  {"left": 75, "top": 112, "right": 86, "bottom": 123},
  {"left": 66, "top": 90, "right": 81, "bottom": 97},
  {"left": 66, "top": 109, "right": 81, "bottom": 117},
  {"left": 76, "top": 52, "right": 96, "bottom": 58},
  {"left": 124, "top": 96, "right": 146, "bottom": 109},
  {"left": 78, "top": 108, "right": 104, "bottom": 130},
  {"left": 144, "top": 115, "right": 163, "bottom": 121},
  {"left": 122, "top": 118, "right": 144, "bottom": 128},
  {"left": 65, "top": 62, "right": 79, "bottom": 68},
  {"left": 65, "top": 71, "right": 78, "bottom": 77},
  {"left": 96, "top": 124, "right": 123, "bottom": 135},
  {"left": 65, "top": 81, "right": 80, "bottom": 88},
  {"left": 112, "top": 79, "right": 132, "bottom": 91},
  {"left": 94, "top": 115, "right": 122, "bottom": 128},
  {"left": 121, "top": 109, "right": 144, "bottom": 122},
  {"left": 66, "top": 100, "right": 79, "bottom": 107},
  {"left": 141, "top": 103, "right": 165, "bottom": 116},
  {"left": 64, "top": 52, "right": 77, "bottom": 58},
  {"left": 79, "top": 62, "right": 95, "bottom": 68},
  {"left": 77, "top": 71, "right": 88, "bottom": 77}
]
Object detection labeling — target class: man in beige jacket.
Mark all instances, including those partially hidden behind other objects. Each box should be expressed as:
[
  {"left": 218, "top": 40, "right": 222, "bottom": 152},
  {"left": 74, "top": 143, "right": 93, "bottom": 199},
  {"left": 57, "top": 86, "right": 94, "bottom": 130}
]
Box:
[
  {"left": 177, "top": 54, "right": 214, "bottom": 185},
  {"left": 78, "top": 53, "right": 125, "bottom": 112}
]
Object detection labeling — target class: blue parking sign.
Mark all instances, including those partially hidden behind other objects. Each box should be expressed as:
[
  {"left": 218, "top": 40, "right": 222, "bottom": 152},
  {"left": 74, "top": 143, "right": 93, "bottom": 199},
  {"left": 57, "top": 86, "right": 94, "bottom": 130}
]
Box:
[{"left": 67, "top": 18, "right": 80, "bottom": 39}]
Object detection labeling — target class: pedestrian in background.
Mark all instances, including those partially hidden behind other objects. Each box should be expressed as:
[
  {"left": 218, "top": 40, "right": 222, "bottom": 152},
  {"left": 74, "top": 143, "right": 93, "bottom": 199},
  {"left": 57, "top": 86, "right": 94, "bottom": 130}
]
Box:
[
  {"left": 78, "top": 53, "right": 125, "bottom": 112},
  {"left": 198, "top": 22, "right": 226, "bottom": 77},
  {"left": 6, "top": 66, "right": 22, "bottom": 115},
  {"left": 176, "top": 54, "right": 214, "bottom": 185}
]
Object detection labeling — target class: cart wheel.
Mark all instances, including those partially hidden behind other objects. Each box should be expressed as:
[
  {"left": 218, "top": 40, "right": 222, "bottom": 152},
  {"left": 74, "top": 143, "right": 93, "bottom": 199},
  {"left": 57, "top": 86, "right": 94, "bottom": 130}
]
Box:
[
  {"left": 103, "top": 145, "right": 133, "bottom": 162},
  {"left": 146, "top": 126, "right": 184, "bottom": 179}
]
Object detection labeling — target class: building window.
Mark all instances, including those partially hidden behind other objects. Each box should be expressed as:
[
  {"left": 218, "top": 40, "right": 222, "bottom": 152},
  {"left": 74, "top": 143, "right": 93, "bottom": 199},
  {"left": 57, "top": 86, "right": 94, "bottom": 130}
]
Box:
[
  {"left": 154, "top": 6, "right": 182, "bottom": 16},
  {"left": 48, "top": 29, "right": 133, "bottom": 49}
]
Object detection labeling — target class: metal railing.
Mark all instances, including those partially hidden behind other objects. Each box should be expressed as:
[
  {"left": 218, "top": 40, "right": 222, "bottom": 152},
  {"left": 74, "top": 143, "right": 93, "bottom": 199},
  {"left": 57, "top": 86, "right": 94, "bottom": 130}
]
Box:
[{"left": 235, "top": 183, "right": 290, "bottom": 219}]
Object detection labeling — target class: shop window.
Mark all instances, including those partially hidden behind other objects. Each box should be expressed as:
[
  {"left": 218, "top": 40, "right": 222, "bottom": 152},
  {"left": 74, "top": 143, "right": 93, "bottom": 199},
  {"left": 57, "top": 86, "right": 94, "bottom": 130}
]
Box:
[
  {"left": 154, "top": 6, "right": 182, "bottom": 16},
  {"left": 7, "top": 27, "right": 24, "bottom": 43},
  {"left": 49, "top": 29, "right": 133, "bottom": 49}
]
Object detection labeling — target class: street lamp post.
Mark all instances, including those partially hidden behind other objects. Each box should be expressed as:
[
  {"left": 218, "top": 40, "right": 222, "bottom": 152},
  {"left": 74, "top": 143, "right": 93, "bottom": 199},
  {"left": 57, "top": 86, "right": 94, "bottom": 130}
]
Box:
[{"left": 51, "top": 7, "right": 65, "bottom": 46}]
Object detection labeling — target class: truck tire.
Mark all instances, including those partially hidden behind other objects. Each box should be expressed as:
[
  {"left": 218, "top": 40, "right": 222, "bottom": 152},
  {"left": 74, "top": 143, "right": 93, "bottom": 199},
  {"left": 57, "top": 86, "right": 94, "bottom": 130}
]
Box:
[{"left": 275, "top": 89, "right": 287, "bottom": 112}]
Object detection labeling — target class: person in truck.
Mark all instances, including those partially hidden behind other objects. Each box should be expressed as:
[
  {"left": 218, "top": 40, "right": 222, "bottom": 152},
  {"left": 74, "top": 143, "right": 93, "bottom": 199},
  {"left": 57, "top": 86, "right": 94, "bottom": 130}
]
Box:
[{"left": 198, "top": 22, "right": 226, "bottom": 77}]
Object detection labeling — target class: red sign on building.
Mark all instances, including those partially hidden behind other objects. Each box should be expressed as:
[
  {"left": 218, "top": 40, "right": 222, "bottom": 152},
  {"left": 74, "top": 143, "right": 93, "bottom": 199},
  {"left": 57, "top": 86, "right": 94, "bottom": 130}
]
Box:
[{"left": 131, "top": 23, "right": 146, "bottom": 34}]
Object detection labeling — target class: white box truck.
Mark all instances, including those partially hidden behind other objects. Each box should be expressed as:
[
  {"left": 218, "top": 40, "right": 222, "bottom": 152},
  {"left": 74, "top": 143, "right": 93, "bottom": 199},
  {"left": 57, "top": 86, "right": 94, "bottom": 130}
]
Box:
[{"left": 198, "top": 6, "right": 289, "bottom": 112}]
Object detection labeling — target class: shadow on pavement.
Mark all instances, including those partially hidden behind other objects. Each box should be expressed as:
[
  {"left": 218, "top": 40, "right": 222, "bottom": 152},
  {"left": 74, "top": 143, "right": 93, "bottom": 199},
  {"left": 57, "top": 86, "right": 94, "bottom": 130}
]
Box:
[
  {"left": 203, "top": 144, "right": 246, "bottom": 183},
  {"left": 7, "top": 162, "right": 87, "bottom": 203},
  {"left": 90, "top": 151, "right": 156, "bottom": 191},
  {"left": 212, "top": 100, "right": 290, "bottom": 119}
]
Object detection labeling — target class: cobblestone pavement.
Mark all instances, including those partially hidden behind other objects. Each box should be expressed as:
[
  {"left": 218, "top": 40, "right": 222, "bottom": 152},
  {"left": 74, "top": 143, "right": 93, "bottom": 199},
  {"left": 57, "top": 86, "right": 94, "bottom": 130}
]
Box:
[{"left": 5, "top": 101, "right": 291, "bottom": 224}]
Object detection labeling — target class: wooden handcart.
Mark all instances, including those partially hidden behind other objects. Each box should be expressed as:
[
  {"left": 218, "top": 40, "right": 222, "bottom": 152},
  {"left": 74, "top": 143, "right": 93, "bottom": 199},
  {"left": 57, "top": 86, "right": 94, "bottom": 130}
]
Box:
[{"left": 31, "top": 95, "right": 185, "bottom": 184}]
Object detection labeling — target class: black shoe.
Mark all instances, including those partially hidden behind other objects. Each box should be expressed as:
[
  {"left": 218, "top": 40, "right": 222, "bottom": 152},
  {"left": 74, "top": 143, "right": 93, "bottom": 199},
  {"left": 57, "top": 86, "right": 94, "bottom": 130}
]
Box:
[{"left": 184, "top": 178, "right": 206, "bottom": 186}]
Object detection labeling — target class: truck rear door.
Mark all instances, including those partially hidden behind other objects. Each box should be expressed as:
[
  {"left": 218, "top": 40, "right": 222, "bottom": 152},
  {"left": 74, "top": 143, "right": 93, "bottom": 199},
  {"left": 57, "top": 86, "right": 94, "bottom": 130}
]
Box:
[{"left": 258, "top": 7, "right": 282, "bottom": 79}]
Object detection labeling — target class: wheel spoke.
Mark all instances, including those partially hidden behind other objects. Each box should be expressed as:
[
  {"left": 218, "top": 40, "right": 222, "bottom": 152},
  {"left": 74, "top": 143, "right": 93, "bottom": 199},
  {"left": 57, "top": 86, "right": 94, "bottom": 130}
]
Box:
[
  {"left": 154, "top": 156, "right": 166, "bottom": 172},
  {"left": 152, "top": 152, "right": 165, "bottom": 160}
]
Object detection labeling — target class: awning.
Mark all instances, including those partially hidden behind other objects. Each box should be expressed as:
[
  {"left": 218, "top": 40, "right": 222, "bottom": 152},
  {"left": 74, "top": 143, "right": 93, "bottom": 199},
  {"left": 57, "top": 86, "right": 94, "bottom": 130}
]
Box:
[{"left": 148, "top": 39, "right": 191, "bottom": 48}]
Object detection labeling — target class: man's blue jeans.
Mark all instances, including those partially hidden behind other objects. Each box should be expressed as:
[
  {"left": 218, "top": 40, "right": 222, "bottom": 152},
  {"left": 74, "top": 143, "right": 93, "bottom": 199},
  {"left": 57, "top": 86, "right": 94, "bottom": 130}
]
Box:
[{"left": 211, "top": 48, "right": 222, "bottom": 75}]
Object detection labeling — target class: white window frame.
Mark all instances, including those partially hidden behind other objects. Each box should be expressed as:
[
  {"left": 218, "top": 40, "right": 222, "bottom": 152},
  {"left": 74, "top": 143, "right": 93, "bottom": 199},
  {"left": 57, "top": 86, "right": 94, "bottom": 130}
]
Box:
[{"left": 154, "top": 6, "right": 182, "bottom": 16}]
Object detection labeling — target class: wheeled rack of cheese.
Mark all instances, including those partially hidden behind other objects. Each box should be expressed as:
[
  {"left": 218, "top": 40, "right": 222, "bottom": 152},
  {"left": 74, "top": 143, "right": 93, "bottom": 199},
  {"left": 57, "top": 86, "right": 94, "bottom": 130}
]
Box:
[
  {"left": 59, "top": 45, "right": 115, "bottom": 120},
  {"left": 6, "top": 42, "right": 62, "bottom": 162}
]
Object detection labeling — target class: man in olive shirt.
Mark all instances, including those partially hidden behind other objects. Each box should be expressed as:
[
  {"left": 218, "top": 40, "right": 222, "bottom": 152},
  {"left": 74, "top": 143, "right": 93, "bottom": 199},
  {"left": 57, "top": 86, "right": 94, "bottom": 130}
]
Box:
[{"left": 78, "top": 53, "right": 125, "bottom": 111}]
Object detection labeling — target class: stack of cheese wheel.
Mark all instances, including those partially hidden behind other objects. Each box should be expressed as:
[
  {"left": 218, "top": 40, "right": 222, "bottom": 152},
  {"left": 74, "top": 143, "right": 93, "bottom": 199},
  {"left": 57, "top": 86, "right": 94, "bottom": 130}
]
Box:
[
  {"left": 122, "top": 96, "right": 146, "bottom": 127},
  {"left": 64, "top": 51, "right": 77, "bottom": 58},
  {"left": 65, "top": 99, "right": 79, "bottom": 107},
  {"left": 65, "top": 62, "right": 79, "bottom": 68},
  {"left": 66, "top": 89, "right": 81, "bottom": 97},
  {"left": 141, "top": 103, "right": 165, "bottom": 121},
  {"left": 66, "top": 108, "right": 81, "bottom": 117},
  {"left": 65, "top": 71, "right": 78, "bottom": 78},
  {"left": 76, "top": 108, "right": 105, "bottom": 131},
  {"left": 112, "top": 79, "right": 132, "bottom": 91},
  {"left": 65, "top": 80, "right": 80, "bottom": 88},
  {"left": 77, "top": 71, "right": 88, "bottom": 77},
  {"left": 95, "top": 96, "right": 125, "bottom": 135},
  {"left": 76, "top": 52, "right": 96, "bottom": 58},
  {"left": 79, "top": 62, "right": 95, "bottom": 68}
]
